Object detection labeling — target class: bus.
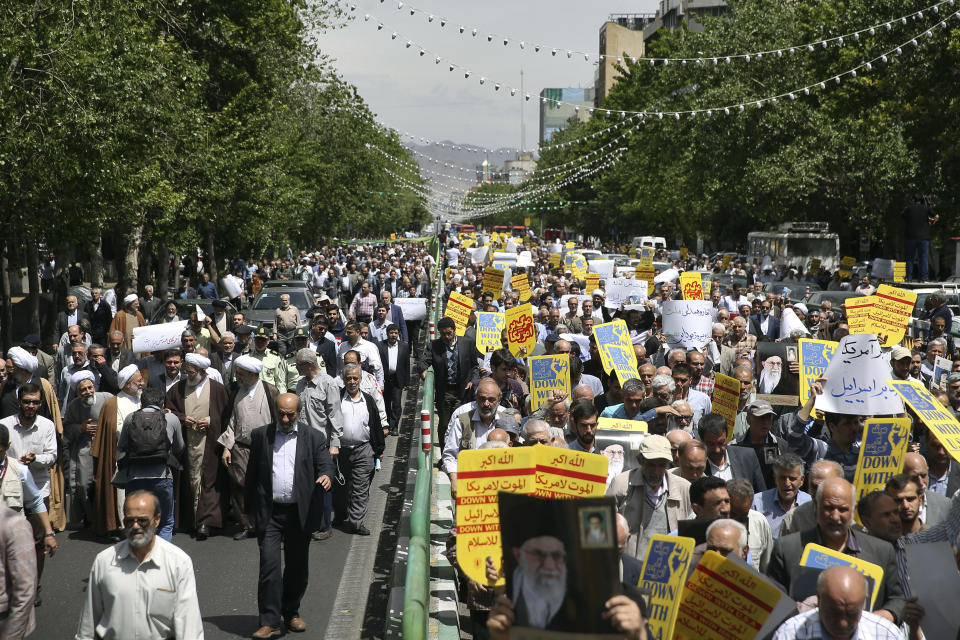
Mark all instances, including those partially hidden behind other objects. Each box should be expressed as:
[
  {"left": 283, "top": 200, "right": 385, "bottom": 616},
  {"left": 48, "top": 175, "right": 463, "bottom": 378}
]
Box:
[{"left": 747, "top": 222, "right": 840, "bottom": 271}]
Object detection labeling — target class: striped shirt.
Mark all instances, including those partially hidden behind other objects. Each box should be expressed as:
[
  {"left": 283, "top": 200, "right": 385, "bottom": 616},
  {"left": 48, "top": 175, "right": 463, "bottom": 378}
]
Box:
[
  {"left": 772, "top": 609, "right": 904, "bottom": 640},
  {"left": 896, "top": 492, "right": 960, "bottom": 596}
]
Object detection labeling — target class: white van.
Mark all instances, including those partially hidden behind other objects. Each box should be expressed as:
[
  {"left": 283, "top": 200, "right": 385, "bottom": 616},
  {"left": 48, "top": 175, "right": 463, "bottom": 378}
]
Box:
[{"left": 631, "top": 236, "right": 666, "bottom": 250}]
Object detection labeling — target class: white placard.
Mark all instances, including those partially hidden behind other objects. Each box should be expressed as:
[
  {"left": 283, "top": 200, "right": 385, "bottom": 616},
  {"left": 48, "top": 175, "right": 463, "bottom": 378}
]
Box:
[
  {"left": 395, "top": 297, "right": 427, "bottom": 321},
  {"left": 195, "top": 304, "right": 206, "bottom": 322},
  {"left": 661, "top": 300, "right": 713, "bottom": 349},
  {"left": 492, "top": 252, "right": 517, "bottom": 266},
  {"left": 558, "top": 295, "right": 585, "bottom": 313},
  {"left": 220, "top": 275, "right": 243, "bottom": 299},
  {"left": 814, "top": 333, "right": 903, "bottom": 415},
  {"left": 588, "top": 259, "right": 615, "bottom": 277},
  {"left": 654, "top": 268, "right": 679, "bottom": 283},
  {"left": 559, "top": 333, "right": 591, "bottom": 361},
  {"left": 871, "top": 258, "right": 894, "bottom": 281},
  {"left": 604, "top": 277, "right": 648, "bottom": 309},
  {"left": 779, "top": 307, "right": 808, "bottom": 339},
  {"left": 466, "top": 246, "right": 490, "bottom": 264},
  {"left": 132, "top": 320, "right": 189, "bottom": 354},
  {"left": 516, "top": 251, "right": 534, "bottom": 267}
]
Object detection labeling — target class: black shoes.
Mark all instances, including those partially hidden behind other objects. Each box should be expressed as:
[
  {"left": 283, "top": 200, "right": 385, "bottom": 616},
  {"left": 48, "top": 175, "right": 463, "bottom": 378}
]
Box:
[
  {"left": 233, "top": 528, "right": 255, "bottom": 541},
  {"left": 196, "top": 524, "right": 209, "bottom": 541}
]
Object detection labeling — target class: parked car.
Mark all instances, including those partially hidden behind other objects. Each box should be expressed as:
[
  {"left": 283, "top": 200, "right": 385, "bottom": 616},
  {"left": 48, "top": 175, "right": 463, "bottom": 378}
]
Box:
[
  {"left": 761, "top": 281, "right": 822, "bottom": 301},
  {"left": 245, "top": 287, "right": 312, "bottom": 331},
  {"left": 805, "top": 291, "right": 865, "bottom": 313},
  {"left": 149, "top": 299, "right": 239, "bottom": 325}
]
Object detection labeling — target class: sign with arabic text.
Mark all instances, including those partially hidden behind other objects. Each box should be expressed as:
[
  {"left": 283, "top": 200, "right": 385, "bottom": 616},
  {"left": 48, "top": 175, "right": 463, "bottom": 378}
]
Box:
[
  {"left": 661, "top": 300, "right": 713, "bottom": 350},
  {"left": 680, "top": 272, "right": 704, "bottom": 300},
  {"left": 871, "top": 284, "right": 917, "bottom": 348},
  {"left": 845, "top": 296, "right": 876, "bottom": 335},
  {"left": 444, "top": 291, "right": 474, "bottom": 336},
  {"left": 533, "top": 448, "right": 608, "bottom": 499},
  {"left": 814, "top": 334, "right": 902, "bottom": 415},
  {"left": 510, "top": 273, "right": 531, "bottom": 302},
  {"left": 889, "top": 380, "right": 960, "bottom": 465},
  {"left": 505, "top": 304, "right": 537, "bottom": 357},
  {"left": 481, "top": 266, "right": 506, "bottom": 295},
  {"left": 711, "top": 373, "right": 741, "bottom": 442}
]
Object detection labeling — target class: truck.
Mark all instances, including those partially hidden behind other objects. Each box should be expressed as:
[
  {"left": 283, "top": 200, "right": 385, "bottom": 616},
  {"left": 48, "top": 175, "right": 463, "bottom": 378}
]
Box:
[
  {"left": 747, "top": 222, "right": 840, "bottom": 271},
  {"left": 630, "top": 236, "right": 667, "bottom": 251}
]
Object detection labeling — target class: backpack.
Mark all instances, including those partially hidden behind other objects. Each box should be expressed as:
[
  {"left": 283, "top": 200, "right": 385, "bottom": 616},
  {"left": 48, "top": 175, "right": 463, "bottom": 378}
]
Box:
[{"left": 120, "top": 410, "right": 178, "bottom": 469}]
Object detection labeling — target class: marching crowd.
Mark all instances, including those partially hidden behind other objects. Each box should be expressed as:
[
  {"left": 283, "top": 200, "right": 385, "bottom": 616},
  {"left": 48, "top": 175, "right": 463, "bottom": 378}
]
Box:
[
  {"left": 1, "top": 240, "right": 435, "bottom": 639},
  {"left": 427, "top": 232, "right": 960, "bottom": 640}
]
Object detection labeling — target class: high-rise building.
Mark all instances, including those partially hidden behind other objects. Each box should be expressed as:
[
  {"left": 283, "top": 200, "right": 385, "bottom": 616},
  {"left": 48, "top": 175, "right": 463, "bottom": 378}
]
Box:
[
  {"left": 596, "top": 14, "right": 655, "bottom": 107},
  {"left": 539, "top": 88, "right": 595, "bottom": 144},
  {"left": 643, "top": 0, "right": 728, "bottom": 43}
]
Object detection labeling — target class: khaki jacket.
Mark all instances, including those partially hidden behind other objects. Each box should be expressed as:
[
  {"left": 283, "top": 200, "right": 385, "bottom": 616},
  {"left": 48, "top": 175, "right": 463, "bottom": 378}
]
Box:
[{"left": 607, "top": 466, "right": 691, "bottom": 559}]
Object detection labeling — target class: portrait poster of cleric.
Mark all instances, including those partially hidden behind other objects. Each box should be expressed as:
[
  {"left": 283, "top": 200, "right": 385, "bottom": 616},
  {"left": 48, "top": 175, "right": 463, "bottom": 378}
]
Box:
[
  {"left": 499, "top": 492, "right": 621, "bottom": 637},
  {"left": 754, "top": 342, "right": 799, "bottom": 399}
]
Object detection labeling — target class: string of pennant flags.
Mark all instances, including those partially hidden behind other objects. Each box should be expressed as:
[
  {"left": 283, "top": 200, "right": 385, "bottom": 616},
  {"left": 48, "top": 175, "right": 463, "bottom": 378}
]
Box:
[
  {"left": 350, "top": 0, "right": 955, "bottom": 67},
  {"left": 360, "top": 12, "right": 953, "bottom": 118}
]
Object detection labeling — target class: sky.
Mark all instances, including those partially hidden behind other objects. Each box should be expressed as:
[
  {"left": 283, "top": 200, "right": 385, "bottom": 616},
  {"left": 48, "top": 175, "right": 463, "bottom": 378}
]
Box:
[{"left": 319, "top": 0, "right": 660, "bottom": 151}]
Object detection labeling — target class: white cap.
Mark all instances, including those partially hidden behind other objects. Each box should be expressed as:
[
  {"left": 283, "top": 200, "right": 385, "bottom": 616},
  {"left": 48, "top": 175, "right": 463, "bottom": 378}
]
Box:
[
  {"left": 118, "top": 364, "right": 139, "bottom": 389},
  {"left": 123, "top": 293, "right": 139, "bottom": 305},
  {"left": 184, "top": 352, "right": 211, "bottom": 370},
  {"left": 70, "top": 370, "right": 96, "bottom": 390},
  {"left": 234, "top": 354, "right": 264, "bottom": 374},
  {"left": 6, "top": 347, "right": 38, "bottom": 373}
]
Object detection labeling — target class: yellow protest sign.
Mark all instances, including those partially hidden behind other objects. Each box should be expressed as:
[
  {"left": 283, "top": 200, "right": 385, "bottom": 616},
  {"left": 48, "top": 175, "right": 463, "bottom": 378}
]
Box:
[
  {"left": 675, "top": 550, "right": 786, "bottom": 640},
  {"left": 455, "top": 448, "right": 537, "bottom": 586},
  {"left": 635, "top": 265, "right": 655, "bottom": 295},
  {"left": 845, "top": 295, "right": 876, "bottom": 335},
  {"left": 443, "top": 291, "right": 474, "bottom": 337},
  {"left": 839, "top": 255, "right": 856, "bottom": 279},
  {"left": 799, "top": 338, "right": 837, "bottom": 420},
  {"left": 641, "top": 535, "right": 695, "bottom": 640},
  {"left": 679, "top": 247, "right": 689, "bottom": 260},
  {"left": 528, "top": 355, "right": 570, "bottom": 411},
  {"left": 505, "top": 304, "right": 536, "bottom": 357},
  {"left": 390, "top": 233, "right": 396, "bottom": 240},
  {"left": 711, "top": 373, "right": 741, "bottom": 442},
  {"left": 597, "top": 417, "right": 648, "bottom": 432},
  {"left": 510, "top": 273, "right": 531, "bottom": 302},
  {"left": 853, "top": 418, "right": 911, "bottom": 523},
  {"left": 799, "top": 543, "right": 885, "bottom": 610},
  {"left": 703, "top": 279, "right": 712, "bottom": 296},
  {"left": 893, "top": 261, "right": 906, "bottom": 282},
  {"left": 721, "top": 254, "right": 732, "bottom": 270},
  {"left": 564, "top": 241, "right": 575, "bottom": 249},
  {"left": 534, "top": 448, "right": 608, "bottom": 498},
  {"left": 549, "top": 253, "right": 561, "bottom": 268},
  {"left": 810, "top": 257, "right": 821, "bottom": 273},
  {"left": 523, "top": 217, "right": 531, "bottom": 226},
  {"left": 481, "top": 266, "right": 506, "bottom": 296},
  {"left": 586, "top": 273, "right": 600, "bottom": 294},
  {"left": 475, "top": 312, "right": 505, "bottom": 353},
  {"left": 564, "top": 252, "right": 587, "bottom": 279},
  {"left": 889, "top": 380, "right": 960, "bottom": 465},
  {"left": 639, "top": 247, "right": 655, "bottom": 266},
  {"left": 593, "top": 320, "right": 640, "bottom": 383},
  {"left": 680, "top": 271, "right": 704, "bottom": 300},
  {"left": 871, "top": 284, "right": 917, "bottom": 348}
]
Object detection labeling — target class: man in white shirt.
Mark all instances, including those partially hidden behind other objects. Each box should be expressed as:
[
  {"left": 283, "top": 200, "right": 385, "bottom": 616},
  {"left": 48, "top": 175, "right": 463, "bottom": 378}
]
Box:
[
  {"left": 75, "top": 491, "right": 204, "bottom": 640},
  {"left": 336, "top": 321, "right": 384, "bottom": 388},
  {"left": 0, "top": 383, "right": 58, "bottom": 501}
]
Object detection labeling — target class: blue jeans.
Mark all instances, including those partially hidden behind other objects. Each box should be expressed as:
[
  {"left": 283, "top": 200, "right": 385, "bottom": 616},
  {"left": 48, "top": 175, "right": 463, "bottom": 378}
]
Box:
[
  {"left": 905, "top": 238, "right": 930, "bottom": 281},
  {"left": 125, "top": 477, "right": 175, "bottom": 541}
]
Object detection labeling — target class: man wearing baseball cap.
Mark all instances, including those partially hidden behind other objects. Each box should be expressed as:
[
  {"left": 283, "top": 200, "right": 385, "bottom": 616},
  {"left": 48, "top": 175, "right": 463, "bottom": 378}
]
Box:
[
  {"left": 734, "top": 399, "right": 789, "bottom": 489},
  {"left": 889, "top": 346, "right": 913, "bottom": 381},
  {"left": 606, "top": 434, "right": 692, "bottom": 559}
]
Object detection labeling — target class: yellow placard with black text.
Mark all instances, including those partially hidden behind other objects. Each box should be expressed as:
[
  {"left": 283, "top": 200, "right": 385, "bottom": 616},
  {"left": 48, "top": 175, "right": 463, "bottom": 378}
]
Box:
[
  {"left": 889, "top": 380, "right": 960, "bottom": 465},
  {"left": 444, "top": 291, "right": 474, "bottom": 336},
  {"left": 475, "top": 312, "right": 504, "bottom": 353},
  {"left": 505, "top": 304, "right": 537, "bottom": 357},
  {"left": 511, "top": 273, "right": 531, "bottom": 302},
  {"left": 711, "top": 373, "right": 740, "bottom": 442},
  {"left": 641, "top": 535, "right": 695, "bottom": 640}
]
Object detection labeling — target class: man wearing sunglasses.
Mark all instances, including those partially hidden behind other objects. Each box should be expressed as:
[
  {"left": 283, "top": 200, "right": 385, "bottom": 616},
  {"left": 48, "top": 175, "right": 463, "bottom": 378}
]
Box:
[{"left": 76, "top": 491, "right": 203, "bottom": 640}]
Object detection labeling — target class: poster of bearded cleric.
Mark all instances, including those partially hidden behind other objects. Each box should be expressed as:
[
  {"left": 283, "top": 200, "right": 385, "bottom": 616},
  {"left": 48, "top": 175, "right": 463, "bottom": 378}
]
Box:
[
  {"left": 754, "top": 341, "right": 799, "bottom": 405},
  {"left": 499, "top": 492, "right": 622, "bottom": 638}
]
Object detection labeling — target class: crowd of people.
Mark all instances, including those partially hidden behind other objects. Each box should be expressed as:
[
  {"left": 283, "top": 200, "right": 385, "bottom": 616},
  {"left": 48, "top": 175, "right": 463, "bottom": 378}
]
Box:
[
  {"left": 425, "top": 231, "right": 960, "bottom": 640},
  {"left": 0, "top": 240, "right": 436, "bottom": 639}
]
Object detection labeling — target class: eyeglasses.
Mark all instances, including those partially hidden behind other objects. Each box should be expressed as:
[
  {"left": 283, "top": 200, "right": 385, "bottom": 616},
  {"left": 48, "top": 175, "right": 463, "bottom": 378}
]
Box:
[
  {"left": 522, "top": 548, "right": 566, "bottom": 563},
  {"left": 123, "top": 516, "right": 153, "bottom": 529},
  {"left": 20, "top": 399, "right": 41, "bottom": 406}
]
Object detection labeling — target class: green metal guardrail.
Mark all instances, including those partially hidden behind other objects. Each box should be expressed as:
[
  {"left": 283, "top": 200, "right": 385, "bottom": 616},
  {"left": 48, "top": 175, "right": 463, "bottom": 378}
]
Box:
[{"left": 401, "top": 239, "right": 444, "bottom": 640}]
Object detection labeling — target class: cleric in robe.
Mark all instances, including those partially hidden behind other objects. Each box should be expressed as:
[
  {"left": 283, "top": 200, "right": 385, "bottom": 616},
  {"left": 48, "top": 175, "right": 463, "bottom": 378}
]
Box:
[{"left": 165, "top": 352, "right": 229, "bottom": 538}]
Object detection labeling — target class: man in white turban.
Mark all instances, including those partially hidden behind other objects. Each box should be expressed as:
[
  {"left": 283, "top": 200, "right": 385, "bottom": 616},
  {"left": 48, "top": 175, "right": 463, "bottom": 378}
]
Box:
[
  {"left": 91, "top": 363, "right": 143, "bottom": 537},
  {"left": 166, "top": 348, "right": 229, "bottom": 540},
  {"left": 108, "top": 293, "right": 146, "bottom": 351},
  {"left": 218, "top": 354, "right": 278, "bottom": 540}
]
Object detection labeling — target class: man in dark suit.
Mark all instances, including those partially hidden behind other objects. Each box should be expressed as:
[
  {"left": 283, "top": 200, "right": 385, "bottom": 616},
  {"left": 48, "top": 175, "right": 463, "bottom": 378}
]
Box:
[
  {"left": 766, "top": 477, "right": 906, "bottom": 623},
  {"left": 57, "top": 294, "right": 89, "bottom": 340},
  {"left": 245, "top": 393, "right": 334, "bottom": 639},
  {"left": 698, "top": 413, "right": 767, "bottom": 492},
  {"left": 616, "top": 513, "right": 643, "bottom": 587},
  {"left": 378, "top": 323, "right": 410, "bottom": 436},
  {"left": 84, "top": 287, "right": 113, "bottom": 346},
  {"left": 417, "top": 316, "right": 478, "bottom": 445},
  {"left": 748, "top": 299, "right": 779, "bottom": 339},
  {"left": 379, "top": 290, "right": 408, "bottom": 343}
]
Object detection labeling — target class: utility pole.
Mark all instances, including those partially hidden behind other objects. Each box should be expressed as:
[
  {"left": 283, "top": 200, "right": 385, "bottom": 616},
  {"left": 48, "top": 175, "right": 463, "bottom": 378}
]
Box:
[{"left": 520, "top": 69, "right": 525, "bottom": 154}]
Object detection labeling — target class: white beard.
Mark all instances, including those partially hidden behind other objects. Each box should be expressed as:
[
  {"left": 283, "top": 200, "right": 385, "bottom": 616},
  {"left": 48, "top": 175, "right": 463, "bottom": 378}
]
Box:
[{"left": 759, "top": 369, "right": 781, "bottom": 394}]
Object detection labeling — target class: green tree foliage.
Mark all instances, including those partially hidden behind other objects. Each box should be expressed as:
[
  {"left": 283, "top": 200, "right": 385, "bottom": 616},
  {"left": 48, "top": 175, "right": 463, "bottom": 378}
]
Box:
[{"left": 535, "top": 0, "right": 958, "bottom": 253}]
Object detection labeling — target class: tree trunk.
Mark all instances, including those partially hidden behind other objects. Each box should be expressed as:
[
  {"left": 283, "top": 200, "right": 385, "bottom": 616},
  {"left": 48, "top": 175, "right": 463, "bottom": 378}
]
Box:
[
  {"left": 173, "top": 254, "right": 182, "bottom": 298},
  {"left": 137, "top": 240, "right": 152, "bottom": 295},
  {"left": 206, "top": 227, "right": 218, "bottom": 285},
  {"left": 1, "top": 240, "right": 11, "bottom": 352},
  {"left": 120, "top": 224, "right": 143, "bottom": 296},
  {"left": 26, "top": 241, "right": 40, "bottom": 338},
  {"left": 156, "top": 244, "right": 170, "bottom": 302},
  {"left": 89, "top": 234, "right": 104, "bottom": 289}
]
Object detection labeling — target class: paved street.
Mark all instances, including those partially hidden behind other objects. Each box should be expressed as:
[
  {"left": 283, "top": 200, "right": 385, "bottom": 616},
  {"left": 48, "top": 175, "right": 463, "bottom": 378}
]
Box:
[{"left": 36, "top": 419, "right": 413, "bottom": 640}]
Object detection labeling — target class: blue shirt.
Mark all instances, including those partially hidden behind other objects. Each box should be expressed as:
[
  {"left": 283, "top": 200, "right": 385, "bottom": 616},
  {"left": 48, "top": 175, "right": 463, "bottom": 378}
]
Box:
[
  {"left": 197, "top": 281, "right": 219, "bottom": 300},
  {"left": 600, "top": 403, "right": 659, "bottom": 424},
  {"left": 751, "top": 487, "right": 811, "bottom": 538}
]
